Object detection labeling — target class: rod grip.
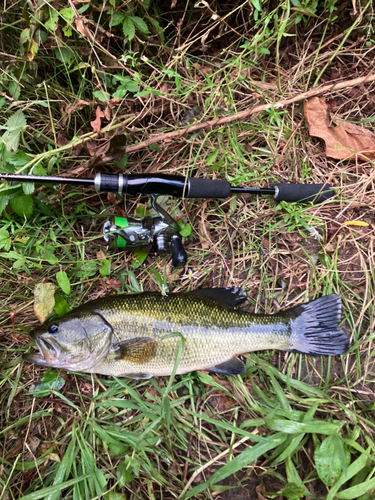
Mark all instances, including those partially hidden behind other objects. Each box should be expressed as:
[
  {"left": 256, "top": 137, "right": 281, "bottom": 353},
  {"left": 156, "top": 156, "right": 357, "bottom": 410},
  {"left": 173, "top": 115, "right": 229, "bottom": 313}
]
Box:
[
  {"left": 275, "top": 183, "right": 334, "bottom": 204},
  {"left": 187, "top": 177, "right": 231, "bottom": 199}
]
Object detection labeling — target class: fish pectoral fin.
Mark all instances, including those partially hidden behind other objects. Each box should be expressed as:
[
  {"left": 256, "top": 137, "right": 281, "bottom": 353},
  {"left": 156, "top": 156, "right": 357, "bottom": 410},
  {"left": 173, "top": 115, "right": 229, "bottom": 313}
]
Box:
[
  {"left": 186, "top": 287, "right": 247, "bottom": 309},
  {"left": 207, "top": 357, "right": 246, "bottom": 376},
  {"left": 111, "top": 337, "right": 157, "bottom": 363}
]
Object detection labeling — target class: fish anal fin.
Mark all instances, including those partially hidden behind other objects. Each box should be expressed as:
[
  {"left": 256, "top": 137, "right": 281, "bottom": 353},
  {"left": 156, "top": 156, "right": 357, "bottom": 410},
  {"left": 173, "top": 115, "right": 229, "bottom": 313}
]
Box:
[
  {"left": 187, "top": 287, "right": 247, "bottom": 309},
  {"left": 112, "top": 337, "right": 157, "bottom": 363},
  {"left": 207, "top": 357, "right": 246, "bottom": 376},
  {"left": 120, "top": 373, "right": 153, "bottom": 380}
]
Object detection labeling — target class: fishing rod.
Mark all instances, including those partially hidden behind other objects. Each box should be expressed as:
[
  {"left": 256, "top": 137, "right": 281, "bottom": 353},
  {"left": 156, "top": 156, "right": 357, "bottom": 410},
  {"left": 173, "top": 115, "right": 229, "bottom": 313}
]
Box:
[
  {"left": 0, "top": 172, "right": 334, "bottom": 203},
  {"left": 0, "top": 173, "right": 334, "bottom": 268}
]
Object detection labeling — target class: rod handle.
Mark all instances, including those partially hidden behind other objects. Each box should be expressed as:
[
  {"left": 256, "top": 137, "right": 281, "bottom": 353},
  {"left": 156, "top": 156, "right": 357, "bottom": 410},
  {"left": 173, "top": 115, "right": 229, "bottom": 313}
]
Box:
[
  {"left": 187, "top": 177, "right": 231, "bottom": 198},
  {"left": 275, "top": 183, "right": 334, "bottom": 204}
]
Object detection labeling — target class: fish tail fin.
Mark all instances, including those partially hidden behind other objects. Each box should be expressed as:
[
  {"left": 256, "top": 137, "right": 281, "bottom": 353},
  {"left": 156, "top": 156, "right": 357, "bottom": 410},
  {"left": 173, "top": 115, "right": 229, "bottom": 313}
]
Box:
[{"left": 286, "top": 294, "right": 350, "bottom": 356}]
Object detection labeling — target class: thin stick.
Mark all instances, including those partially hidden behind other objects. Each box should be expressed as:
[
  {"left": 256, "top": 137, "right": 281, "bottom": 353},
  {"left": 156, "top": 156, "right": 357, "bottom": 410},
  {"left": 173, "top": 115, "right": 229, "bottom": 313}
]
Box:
[{"left": 124, "top": 73, "right": 375, "bottom": 154}]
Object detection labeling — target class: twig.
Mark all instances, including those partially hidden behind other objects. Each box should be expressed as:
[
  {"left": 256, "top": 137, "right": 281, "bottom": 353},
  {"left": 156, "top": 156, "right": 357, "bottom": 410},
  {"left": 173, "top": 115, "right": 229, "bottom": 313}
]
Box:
[{"left": 124, "top": 73, "right": 375, "bottom": 154}]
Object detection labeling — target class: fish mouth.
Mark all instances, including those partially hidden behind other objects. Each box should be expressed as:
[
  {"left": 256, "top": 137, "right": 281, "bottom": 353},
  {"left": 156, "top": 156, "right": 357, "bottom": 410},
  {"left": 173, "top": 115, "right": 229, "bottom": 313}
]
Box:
[{"left": 23, "top": 335, "right": 60, "bottom": 366}]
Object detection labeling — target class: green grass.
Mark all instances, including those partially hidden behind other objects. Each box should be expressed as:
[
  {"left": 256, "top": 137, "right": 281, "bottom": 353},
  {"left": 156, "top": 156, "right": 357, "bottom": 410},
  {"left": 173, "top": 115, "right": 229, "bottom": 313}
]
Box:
[{"left": 1, "top": 0, "right": 375, "bottom": 498}]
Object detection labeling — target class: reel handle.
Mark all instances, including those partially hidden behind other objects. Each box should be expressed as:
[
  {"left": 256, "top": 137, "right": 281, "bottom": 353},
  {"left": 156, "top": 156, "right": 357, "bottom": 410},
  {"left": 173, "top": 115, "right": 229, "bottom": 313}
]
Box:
[{"left": 170, "top": 236, "right": 188, "bottom": 269}]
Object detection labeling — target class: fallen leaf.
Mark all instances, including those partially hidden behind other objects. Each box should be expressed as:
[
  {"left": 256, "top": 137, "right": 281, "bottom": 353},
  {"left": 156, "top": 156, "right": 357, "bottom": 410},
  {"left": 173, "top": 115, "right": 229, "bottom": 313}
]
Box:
[
  {"left": 97, "top": 250, "right": 106, "bottom": 260},
  {"left": 62, "top": 99, "right": 90, "bottom": 127},
  {"left": 304, "top": 96, "right": 375, "bottom": 161},
  {"left": 45, "top": 452, "right": 61, "bottom": 463},
  {"left": 256, "top": 484, "right": 267, "bottom": 500},
  {"left": 324, "top": 243, "right": 336, "bottom": 253},
  {"left": 34, "top": 282, "right": 56, "bottom": 323},
  {"left": 342, "top": 220, "right": 369, "bottom": 227},
  {"left": 90, "top": 105, "right": 105, "bottom": 134},
  {"left": 75, "top": 17, "right": 92, "bottom": 40}
]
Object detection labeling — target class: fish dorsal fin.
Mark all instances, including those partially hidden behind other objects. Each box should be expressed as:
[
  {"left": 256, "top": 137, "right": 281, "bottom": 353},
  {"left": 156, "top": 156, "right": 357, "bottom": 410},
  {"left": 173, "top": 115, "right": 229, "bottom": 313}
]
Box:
[
  {"left": 186, "top": 287, "right": 247, "bottom": 309},
  {"left": 207, "top": 357, "right": 246, "bottom": 376},
  {"left": 111, "top": 337, "right": 157, "bottom": 363}
]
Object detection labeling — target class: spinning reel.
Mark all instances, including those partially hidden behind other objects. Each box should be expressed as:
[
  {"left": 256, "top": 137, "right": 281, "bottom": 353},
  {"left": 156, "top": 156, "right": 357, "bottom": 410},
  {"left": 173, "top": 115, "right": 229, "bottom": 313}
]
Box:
[{"left": 103, "top": 196, "right": 187, "bottom": 268}]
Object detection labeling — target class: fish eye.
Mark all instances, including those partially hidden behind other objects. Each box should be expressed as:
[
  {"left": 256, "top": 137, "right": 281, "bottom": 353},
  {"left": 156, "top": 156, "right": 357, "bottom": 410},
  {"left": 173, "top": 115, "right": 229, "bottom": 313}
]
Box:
[{"left": 48, "top": 324, "right": 59, "bottom": 334}]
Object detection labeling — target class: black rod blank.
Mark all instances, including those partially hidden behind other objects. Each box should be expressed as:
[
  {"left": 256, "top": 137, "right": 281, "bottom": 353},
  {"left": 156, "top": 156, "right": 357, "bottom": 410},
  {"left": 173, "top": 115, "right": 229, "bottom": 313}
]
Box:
[{"left": 0, "top": 173, "right": 334, "bottom": 204}]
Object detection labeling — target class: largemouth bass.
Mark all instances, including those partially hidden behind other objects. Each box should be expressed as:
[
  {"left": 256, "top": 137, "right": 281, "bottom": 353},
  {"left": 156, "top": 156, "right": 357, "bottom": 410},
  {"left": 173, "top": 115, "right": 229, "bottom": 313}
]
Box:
[{"left": 24, "top": 288, "right": 350, "bottom": 378}]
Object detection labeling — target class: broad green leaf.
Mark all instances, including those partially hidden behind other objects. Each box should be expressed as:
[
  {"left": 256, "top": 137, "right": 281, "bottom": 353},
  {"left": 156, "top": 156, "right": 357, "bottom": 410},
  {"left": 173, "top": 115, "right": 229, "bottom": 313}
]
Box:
[
  {"left": 129, "top": 16, "right": 149, "bottom": 33},
  {"left": 2, "top": 110, "right": 27, "bottom": 152},
  {"left": 55, "top": 47, "right": 74, "bottom": 65},
  {"left": 60, "top": 7, "right": 75, "bottom": 22},
  {"left": 149, "top": 17, "right": 164, "bottom": 43},
  {"left": 75, "top": 260, "right": 98, "bottom": 278},
  {"left": 0, "top": 228, "right": 11, "bottom": 251},
  {"left": 20, "top": 28, "right": 30, "bottom": 45},
  {"left": 56, "top": 270, "right": 71, "bottom": 295},
  {"left": 5, "top": 109, "right": 26, "bottom": 131},
  {"left": 34, "top": 282, "right": 56, "bottom": 323},
  {"left": 122, "top": 17, "right": 135, "bottom": 41},
  {"left": 45, "top": 8, "right": 59, "bottom": 31},
  {"left": 112, "top": 86, "right": 128, "bottom": 99},
  {"left": 22, "top": 182, "right": 34, "bottom": 195},
  {"left": 280, "top": 483, "right": 305, "bottom": 500},
  {"left": 8, "top": 81, "right": 21, "bottom": 100},
  {"left": 105, "top": 493, "right": 127, "bottom": 500},
  {"left": 132, "top": 249, "right": 148, "bottom": 268},
  {"left": 54, "top": 294, "right": 71, "bottom": 317},
  {"left": 125, "top": 80, "right": 139, "bottom": 93},
  {"left": 108, "top": 442, "right": 128, "bottom": 456},
  {"left": 0, "top": 194, "right": 10, "bottom": 214},
  {"left": 126, "top": 270, "right": 142, "bottom": 293},
  {"left": 0, "top": 97, "right": 5, "bottom": 109},
  {"left": 33, "top": 368, "right": 66, "bottom": 397},
  {"left": 117, "top": 461, "right": 133, "bottom": 487},
  {"left": 10, "top": 194, "right": 34, "bottom": 218},
  {"left": 206, "top": 147, "right": 219, "bottom": 165},
  {"left": 28, "top": 38, "right": 39, "bottom": 61},
  {"left": 315, "top": 435, "right": 344, "bottom": 486},
  {"left": 179, "top": 223, "right": 192, "bottom": 237},
  {"left": 93, "top": 90, "right": 110, "bottom": 101},
  {"left": 4, "top": 150, "right": 32, "bottom": 166},
  {"left": 42, "top": 249, "right": 58, "bottom": 265},
  {"left": 99, "top": 259, "right": 111, "bottom": 276},
  {"left": 112, "top": 74, "right": 132, "bottom": 84},
  {"left": 111, "top": 11, "right": 126, "bottom": 27}
]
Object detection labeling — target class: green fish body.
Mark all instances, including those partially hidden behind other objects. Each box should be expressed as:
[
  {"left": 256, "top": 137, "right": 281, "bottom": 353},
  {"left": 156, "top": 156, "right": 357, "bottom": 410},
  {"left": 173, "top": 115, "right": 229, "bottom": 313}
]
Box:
[{"left": 24, "top": 288, "right": 350, "bottom": 378}]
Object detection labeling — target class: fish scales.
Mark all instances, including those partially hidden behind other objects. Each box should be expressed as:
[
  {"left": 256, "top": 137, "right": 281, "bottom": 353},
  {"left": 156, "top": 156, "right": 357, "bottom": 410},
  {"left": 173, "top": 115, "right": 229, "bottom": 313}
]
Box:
[
  {"left": 24, "top": 289, "right": 351, "bottom": 378},
  {"left": 87, "top": 293, "right": 292, "bottom": 377}
]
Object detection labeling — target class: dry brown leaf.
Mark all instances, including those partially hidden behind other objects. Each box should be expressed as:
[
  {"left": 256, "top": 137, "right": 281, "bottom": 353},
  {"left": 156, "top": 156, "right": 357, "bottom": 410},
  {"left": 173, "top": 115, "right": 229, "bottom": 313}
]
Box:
[
  {"left": 34, "top": 282, "right": 56, "bottom": 323},
  {"left": 75, "top": 17, "right": 92, "bottom": 40},
  {"left": 62, "top": 99, "right": 90, "bottom": 127},
  {"left": 256, "top": 484, "right": 267, "bottom": 500},
  {"left": 90, "top": 106, "right": 105, "bottom": 134},
  {"left": 96, "top": 250, "right": 106, "bottom": 260},
  {"left": 304, "top": 96, "right": 375, "bottom": 161}
]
